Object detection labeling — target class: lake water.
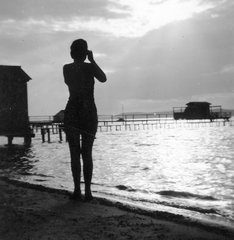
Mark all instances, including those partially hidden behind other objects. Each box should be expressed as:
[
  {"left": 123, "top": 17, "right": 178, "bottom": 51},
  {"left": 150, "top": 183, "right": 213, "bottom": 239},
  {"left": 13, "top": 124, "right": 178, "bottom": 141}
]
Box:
[{"left": 0, "top": 120, "right": 233, "bottom": 227}]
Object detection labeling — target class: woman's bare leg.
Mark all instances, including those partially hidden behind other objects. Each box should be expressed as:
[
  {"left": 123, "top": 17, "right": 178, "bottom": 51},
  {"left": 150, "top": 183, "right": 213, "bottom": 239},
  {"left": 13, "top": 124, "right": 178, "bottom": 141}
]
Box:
[
  {"left": 82, "top": 134, "right": 95, "bottom": 200},
  {"left": 68, "top": 131, "right": 82, "bottom": 199}
]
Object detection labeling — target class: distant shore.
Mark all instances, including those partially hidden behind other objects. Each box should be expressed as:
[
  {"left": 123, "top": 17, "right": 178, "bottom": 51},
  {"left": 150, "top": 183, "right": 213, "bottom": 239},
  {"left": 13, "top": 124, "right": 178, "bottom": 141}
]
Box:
[{"left": 0, "top": 177, "right": 233, "bottom": 240}]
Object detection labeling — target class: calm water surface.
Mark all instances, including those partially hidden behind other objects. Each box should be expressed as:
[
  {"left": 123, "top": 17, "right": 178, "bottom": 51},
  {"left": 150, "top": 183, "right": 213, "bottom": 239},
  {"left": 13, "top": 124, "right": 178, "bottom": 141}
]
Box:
[{"left": 0, "top": 122, "right": 233, "bottom": 226}]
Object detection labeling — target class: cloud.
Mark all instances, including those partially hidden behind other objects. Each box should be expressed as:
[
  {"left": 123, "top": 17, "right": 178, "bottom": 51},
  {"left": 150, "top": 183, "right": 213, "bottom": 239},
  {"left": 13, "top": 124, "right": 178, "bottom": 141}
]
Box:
[
  {"left": 220, "top": 65, "right": 234, "bottom": 74},
  {"left": 0, "top": 0, "right": 233, "bottom": 115},
  {"left": 0, "top": 0, "right": 127, "bottom": 20},
  {"left": 94, "top": 0, "right": 234, "bottom": 113},
  {"left": 0, "top": 0, "right": 215, "bottom": 38}
]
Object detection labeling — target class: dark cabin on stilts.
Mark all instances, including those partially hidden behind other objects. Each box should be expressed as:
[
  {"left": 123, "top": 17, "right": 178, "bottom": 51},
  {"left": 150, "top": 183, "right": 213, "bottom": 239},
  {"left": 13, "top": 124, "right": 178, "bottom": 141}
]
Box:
[
  {"left": 173, "top": 101, "right": 231, "bottom": 121},
  {"left": 0, "top": 65, "right": 35, "bottom": 145}
]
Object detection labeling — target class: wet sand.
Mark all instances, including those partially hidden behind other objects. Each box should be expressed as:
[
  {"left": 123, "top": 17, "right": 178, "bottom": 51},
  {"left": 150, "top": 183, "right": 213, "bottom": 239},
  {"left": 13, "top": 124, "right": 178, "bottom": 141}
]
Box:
[{"left": 0, "top": 177, "right": 233, "bottom": 240}]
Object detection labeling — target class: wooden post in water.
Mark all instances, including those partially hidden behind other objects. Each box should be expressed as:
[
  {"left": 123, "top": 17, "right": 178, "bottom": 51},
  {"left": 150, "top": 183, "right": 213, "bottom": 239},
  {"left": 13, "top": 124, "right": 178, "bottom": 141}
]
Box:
[
  {"left": 41, "top": 128, "right": 45, "bottom": 143},
  {"left": 47, "top": 128, "right": 50, "bottom": 143},
  {"left": 52, "top": 124, "right": 55, "bottom": 134},
  {"left": 24, "top": 136, "right": 32, "bottom": 145},
  {"left": 8, "top": 136, "right": 13, "bottom": 146},
  {"left": 59, "top": 125, "right": 63, "bottom": 141}
]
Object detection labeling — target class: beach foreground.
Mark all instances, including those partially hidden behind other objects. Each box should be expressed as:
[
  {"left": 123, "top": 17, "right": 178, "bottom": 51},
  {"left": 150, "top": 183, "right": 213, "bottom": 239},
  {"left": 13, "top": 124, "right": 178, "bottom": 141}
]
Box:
[{"left": 0, "top": 178, "right": 233, "bottom": 240}]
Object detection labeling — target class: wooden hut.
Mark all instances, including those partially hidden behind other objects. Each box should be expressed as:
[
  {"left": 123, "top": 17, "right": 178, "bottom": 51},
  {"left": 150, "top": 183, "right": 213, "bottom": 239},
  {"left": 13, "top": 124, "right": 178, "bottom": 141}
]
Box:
[
  {"left": 173, "top": 102, "right": 231, "bottom": 121},
  {"left": 53, "top": 110, "right": 64, "bottom": 123},
  {"left": 183, "top": 102, "right": 211, "bottom": 119},
  {"left": 0, "top": 65, "right": 35, "bottom": 144}
]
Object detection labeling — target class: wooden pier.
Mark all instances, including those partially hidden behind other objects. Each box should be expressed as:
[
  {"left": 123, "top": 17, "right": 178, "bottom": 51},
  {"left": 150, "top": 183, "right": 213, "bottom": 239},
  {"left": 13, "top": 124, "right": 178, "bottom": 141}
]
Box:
[
  {"left": 98, "top": 118, "right": 233, "bottom": 132},
  {"left": 29, "top": 114, "right": 233, "bottom": 143}
]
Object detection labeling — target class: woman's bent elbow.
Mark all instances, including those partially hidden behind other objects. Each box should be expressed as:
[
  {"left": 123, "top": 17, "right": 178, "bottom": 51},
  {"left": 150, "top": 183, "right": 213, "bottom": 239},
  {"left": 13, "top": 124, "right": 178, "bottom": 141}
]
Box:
[{"left": 100, "top": 75, "right": 107, "bottom": 82}]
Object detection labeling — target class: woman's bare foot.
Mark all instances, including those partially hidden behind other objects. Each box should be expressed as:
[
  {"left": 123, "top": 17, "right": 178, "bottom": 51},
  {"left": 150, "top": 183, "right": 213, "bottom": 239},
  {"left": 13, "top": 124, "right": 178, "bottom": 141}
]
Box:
[
  {"left": 69, "top": 191, "right": 82, "bottom": 201},
  {"left": 85, "top": 192, "right": 93, "bottom": 201}
]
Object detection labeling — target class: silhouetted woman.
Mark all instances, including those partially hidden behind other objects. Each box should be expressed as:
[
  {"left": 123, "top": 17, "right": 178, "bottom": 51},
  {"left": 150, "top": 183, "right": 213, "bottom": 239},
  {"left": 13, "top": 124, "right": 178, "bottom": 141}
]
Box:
[{"left": 63, "top": 39, "right": 106, "bottom": 201}]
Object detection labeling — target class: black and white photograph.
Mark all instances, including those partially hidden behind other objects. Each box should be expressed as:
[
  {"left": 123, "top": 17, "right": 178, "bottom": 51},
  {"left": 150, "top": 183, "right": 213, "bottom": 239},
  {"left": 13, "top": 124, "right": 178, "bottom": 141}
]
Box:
[{"left": 0, "top": 0, "right": 234, "bottom": 239}]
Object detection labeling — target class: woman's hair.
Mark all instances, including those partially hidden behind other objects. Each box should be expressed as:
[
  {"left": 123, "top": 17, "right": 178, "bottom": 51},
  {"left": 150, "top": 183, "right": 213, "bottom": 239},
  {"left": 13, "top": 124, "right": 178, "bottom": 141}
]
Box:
[{"left": 70, "top": 39, "right": 88, "bottom": 60}]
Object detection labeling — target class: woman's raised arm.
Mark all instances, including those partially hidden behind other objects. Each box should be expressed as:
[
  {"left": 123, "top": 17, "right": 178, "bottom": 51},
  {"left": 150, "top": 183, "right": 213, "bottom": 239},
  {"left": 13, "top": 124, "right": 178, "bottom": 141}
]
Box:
[{"left": 88, "top": 50, "right": 107, "bottom": 83}]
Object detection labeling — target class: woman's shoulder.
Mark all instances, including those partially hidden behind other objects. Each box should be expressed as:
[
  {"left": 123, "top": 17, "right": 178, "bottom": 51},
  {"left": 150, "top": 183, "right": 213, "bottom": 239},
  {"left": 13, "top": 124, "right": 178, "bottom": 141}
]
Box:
[
  {"left": 84, "top": 62, "right": 95, "bottom": 72},
  {"left": 83, "top": 62, "right": 92, "bottom": 67},
  {"left": 63, "top": 62, "right": 93, "bottom": 75},
  {"left": 64, "top": 62, "right": 91, "bottom": 68},
  {"left": 63, "top": 63, "right": 74, "bottom": 69},
  {"left": 63, "top": 63, "right": 79, "bottom": 75}
]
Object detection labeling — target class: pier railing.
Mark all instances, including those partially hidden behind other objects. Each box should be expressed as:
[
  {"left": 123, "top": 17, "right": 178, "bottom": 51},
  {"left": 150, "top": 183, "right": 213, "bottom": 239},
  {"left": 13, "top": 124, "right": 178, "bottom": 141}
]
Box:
[
  {"left": 29, "top": 113, "right": 174, "bottom": 124},
  {"left": 29, "top": 113, "right": 234, "bottom": 126},
  {"left": 28, "top": 114, "right": 233, "bottom": 142},
  {"left": 29, "top": 115, "right": 54, "bottom": 123}
]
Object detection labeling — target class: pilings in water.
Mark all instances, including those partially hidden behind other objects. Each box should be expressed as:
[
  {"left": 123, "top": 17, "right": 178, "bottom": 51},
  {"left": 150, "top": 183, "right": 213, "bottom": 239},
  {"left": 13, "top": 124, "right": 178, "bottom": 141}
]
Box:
[
  {"left": 30, "top": 123, "right": 65, "bottom": 143},
  {"left": 30, "top": 119, "right": 234, "bottom": 143},
  {"left": 97, "top": 119, "right": 233, "bottom": 132},
  {"left": 38, "top": 124, "right": 65, "bottom": 143},
  {"left": 2, "top": 132, "right": 35, "bottom": 146},
  {"left": 41, "top": 128, "right": 50, "bottom": 143}
]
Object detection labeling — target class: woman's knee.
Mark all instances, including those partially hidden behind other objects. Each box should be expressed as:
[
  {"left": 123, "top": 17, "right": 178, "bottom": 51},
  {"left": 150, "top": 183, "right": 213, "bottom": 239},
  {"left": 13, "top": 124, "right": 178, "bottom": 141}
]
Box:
[
  {"left": 81, "top": 148, "right": 92, "bottom": 159},
  {"left": 69, "top": 143, "right": 80, "bottom": 152}
]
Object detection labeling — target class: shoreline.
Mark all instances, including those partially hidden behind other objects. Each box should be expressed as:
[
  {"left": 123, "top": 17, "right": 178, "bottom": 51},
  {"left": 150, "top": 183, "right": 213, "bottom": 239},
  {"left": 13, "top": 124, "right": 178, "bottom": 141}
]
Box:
[{"left": 1, "top": 177, "right": 233, "bottom": 239}]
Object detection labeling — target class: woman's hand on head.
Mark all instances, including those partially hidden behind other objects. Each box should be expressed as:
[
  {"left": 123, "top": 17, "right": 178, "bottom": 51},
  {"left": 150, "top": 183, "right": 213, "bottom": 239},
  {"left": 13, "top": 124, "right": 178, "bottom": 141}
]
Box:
[{"left": 87, "top": 50, "right": 95, "bottom": 63}]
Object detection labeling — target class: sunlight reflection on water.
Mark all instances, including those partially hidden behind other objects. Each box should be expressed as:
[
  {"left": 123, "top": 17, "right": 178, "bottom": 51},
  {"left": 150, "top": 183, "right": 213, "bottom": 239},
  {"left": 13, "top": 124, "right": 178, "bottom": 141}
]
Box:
[
  {"left": 93, "top": 125, "right": 234, "bottom": 224},
  {"left": 95, "top": 127, "right": 233, "bottom": 195},
  {"left": 0, "top": 123, "right": 233, "bottom": 225}
]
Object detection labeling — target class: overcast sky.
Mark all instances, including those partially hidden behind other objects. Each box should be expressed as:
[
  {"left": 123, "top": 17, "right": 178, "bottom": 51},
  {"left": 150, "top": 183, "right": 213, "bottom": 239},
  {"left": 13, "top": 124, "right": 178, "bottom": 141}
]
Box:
[{"left": 1, "top": 0, "right": 233, "bottom": 116}]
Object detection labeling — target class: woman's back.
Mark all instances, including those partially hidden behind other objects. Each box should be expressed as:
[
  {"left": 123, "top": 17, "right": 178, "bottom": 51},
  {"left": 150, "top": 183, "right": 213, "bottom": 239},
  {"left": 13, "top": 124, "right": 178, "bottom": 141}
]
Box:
[{"left": 63, "top": 62, "right": 95, "bottom": 103}]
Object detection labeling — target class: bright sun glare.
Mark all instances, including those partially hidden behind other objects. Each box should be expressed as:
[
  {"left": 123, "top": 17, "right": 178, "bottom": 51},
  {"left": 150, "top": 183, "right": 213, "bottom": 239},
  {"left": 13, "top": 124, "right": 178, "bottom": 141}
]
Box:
[
  {"left": 103, "top": 0, "right": 214, "bottom": 37},
  {"left": 19, "top": 0, "right": 214, "bottom": 38}
]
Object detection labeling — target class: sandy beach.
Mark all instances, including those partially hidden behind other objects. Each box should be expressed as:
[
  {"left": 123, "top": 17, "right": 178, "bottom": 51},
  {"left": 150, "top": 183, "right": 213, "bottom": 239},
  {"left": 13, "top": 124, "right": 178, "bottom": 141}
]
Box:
[{"left": 0, "top": 177, "right": 233, "bottom": 240}]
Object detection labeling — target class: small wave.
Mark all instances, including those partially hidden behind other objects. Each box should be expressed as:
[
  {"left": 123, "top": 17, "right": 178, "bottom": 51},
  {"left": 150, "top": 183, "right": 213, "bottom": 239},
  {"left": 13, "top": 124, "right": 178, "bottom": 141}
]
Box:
[
  {"left": 135, "top": 143, "right": 155, "bottom": 147},
  {"left": 33, "top": 179, "right": 47, "bottom": 182},
  {"left": 20, "top": 172, "right": 54, "bottom": 178},
  {"left": 96, "top": 190, "right": 222, "bottom": 216},
  {"left": 116, "top": 185, "right": 137, "bottom": 192},
  {"left": 142, "top": 167, "right": 150, "bottom": 171},
  {"left": 157, "top": 190, "right": 218, "bottom": 201}
]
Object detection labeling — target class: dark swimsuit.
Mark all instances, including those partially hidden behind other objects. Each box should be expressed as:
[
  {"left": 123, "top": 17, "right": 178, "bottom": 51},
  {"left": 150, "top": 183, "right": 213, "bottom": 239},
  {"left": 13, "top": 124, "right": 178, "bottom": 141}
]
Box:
[
  {"left": 64, "top": 63, "right": 98, "bottom": 138},
  {"left": 64, "top": 97, "right": 98, "bottom": 137}
]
